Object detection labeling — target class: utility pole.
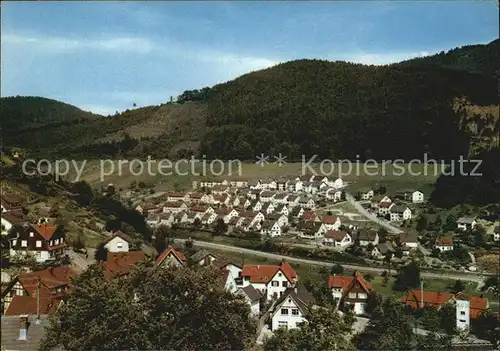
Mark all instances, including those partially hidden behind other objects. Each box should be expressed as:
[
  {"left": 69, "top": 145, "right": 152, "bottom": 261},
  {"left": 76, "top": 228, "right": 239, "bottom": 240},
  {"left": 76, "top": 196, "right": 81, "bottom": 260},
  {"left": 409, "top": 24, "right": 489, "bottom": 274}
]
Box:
[
  {"left": 36, "top": 278, "right": 41, "bottom": 324},
  {"left": 420, "top": 279, "right": 424, "bottom": 309}
]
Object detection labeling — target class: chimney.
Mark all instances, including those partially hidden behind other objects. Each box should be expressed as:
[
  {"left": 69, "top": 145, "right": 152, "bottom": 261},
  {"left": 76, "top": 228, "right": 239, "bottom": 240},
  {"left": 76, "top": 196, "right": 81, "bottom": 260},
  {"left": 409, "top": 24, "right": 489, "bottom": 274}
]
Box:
[{"left": 19, "top": 315, "right": 28, "bottom": 340}]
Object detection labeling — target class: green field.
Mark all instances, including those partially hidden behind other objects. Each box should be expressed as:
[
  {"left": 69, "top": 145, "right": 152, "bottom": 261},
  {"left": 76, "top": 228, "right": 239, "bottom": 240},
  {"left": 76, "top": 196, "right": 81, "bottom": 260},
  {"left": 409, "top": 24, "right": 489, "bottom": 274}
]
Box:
[{"left": 66, "top": 161, "right": 441, "bottom": 195}]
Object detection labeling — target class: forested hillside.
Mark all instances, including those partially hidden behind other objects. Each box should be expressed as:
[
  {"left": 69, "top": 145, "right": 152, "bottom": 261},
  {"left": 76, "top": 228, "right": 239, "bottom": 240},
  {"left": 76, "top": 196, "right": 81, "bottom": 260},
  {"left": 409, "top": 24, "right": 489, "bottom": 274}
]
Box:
[
  {"left": 398, "top": 39, "right": 499, "bottom": 78},
  {"left": 200, "top": 60, "right": 496, "bottom": 160},
  {"left": 2, "top": 39, "right": 498, "bottom": 161}
]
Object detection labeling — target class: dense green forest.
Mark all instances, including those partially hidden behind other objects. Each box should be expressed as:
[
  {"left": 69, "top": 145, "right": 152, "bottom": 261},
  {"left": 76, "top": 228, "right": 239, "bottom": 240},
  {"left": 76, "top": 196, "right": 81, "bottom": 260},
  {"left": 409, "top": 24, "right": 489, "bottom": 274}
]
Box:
[
  {"left": 1, "top": 39, "right": 498, "bottom": 161},
  {"left": 398, "top": 39, "right": 499, "bottom": 78},
  {"left": 200, "top": 60, "right": 496, "bottom": 161}
]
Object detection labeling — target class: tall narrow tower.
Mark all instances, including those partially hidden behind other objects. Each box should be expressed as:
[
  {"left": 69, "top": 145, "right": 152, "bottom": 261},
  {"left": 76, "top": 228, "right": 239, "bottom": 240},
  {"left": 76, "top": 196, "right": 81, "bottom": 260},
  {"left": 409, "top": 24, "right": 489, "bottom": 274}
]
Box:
[{"left": 456, "top": 297, "right": 470, "bottom": 331}]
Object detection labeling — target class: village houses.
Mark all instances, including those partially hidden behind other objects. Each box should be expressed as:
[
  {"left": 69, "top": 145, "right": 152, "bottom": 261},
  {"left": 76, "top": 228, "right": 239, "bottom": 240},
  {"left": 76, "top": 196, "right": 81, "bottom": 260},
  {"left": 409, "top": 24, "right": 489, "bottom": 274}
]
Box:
[
  {"left": 9, "top": 223, "right": 67, "bottom": 263},
  {"left": 435, "top": 236, "right": 454, "bottom": 252},
  {"left": 103, "top": 231, "right": 133, "bottom": 253},
  {"left": 270, "top": 281, "right": 315, "bottom": 331},
  {"left": 323, "top": 230, "right": 352, "bottom": 248},
  {"left": 240, "top": 261, "right": 298, "bottom": 301},
  {"left": 328, "top": 271, "right": 373, "bottom": 315}
]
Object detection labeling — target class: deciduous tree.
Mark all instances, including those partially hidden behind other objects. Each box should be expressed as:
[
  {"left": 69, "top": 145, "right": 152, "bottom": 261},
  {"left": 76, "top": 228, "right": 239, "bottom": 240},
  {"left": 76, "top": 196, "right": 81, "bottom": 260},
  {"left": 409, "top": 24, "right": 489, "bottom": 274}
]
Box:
[{"left": 40, "top": 264, "right": 256, "bottom": 350}]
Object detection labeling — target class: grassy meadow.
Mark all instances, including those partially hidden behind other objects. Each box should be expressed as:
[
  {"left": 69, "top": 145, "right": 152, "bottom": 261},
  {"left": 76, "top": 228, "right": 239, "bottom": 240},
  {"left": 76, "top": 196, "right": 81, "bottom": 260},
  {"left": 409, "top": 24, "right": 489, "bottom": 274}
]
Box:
[{"left": 65, "top": 161, "right": 442, "bottom": 195}]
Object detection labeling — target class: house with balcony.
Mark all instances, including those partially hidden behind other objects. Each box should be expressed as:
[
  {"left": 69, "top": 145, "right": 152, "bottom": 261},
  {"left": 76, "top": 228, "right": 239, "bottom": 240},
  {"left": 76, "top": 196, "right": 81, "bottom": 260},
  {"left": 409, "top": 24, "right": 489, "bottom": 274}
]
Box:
[{"left": 9, "top": 224, "right": 66, "bottom": 263}]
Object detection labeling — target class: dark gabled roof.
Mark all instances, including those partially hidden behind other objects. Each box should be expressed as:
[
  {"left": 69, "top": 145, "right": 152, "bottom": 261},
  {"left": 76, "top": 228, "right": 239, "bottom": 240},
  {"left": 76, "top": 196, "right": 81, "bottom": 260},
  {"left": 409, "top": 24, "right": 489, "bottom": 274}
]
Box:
[
  {"left": 457, "top": 217, "right": 476, "bottom": 224},
  {"left": 102, "top": 230, "right": 133, "bottom": 245},
  {"left": 240, "top": 285, "right": 261, "bottom": 302},
  {"left": 356, "top": 229, "right": 378, "bottom": 241},
  {"left": 399, "top": 231, "right": 418, "bottom": 243},
  {"left": 190, "top": 249, "right": 216, "bottom": 263},
  {"left": 391, "top": 204, "right": 409, "bottom": 213},
  {"left": 273, "top": 281, "right": 315, "bottom": 315},
  {"left": 376, "top": 242, "right": 394, "bottom": 254}
]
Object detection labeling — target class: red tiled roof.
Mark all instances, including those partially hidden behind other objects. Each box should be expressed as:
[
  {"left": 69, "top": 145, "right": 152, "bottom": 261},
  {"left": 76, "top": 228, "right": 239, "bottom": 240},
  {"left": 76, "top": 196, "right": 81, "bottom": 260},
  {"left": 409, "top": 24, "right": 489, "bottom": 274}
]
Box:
[
  {"left": 325, "top": 230, "right": 348, "bottom": 241},
  {"left": 328, "top": 275, "right": 353, "bottom": 289},
  {"left": 379, "top": 202, "right": 393, "bottom": 208},
  {"left": 155, "top": 247, "right": 186, "bottom": 266},
  {"left": 167, "top": 192, "right": 186, "bottom": 197},
  {"left": 191, "top": 205, "right": 208, "bottom": 212},
  {"left": 213, "top": 194, "right": 228, "bottom": 202},
  {"left": 32, "top": 224, "right": 58, "bottom": 240},
  {"left": 465, "top": 294, "right": 489, "bottom": 319},
  {"left": 164, "top": 201, "right": 184, "bottom": 208},
  {"left": 400, "top": 290, "right": 455, "bottom": 309},
  {"left": 105, "top": 251, "right": 146, "bottom": 279},
  {"left": 189, "top": 193, "right": 203, "bottom": 199},
  {"left": 301, "top": 211, "right": 316, "bottom": 221},
  {"left": 18, "top": 266, "right": 75, "bottom": 291},
  {"left": 436, "top": 236, "right": 454, "bottom": 246},
  {"left": 4, "top": 284, "right": 61, "bottom": 316},
  {"left": 1, "top": 211, "right": 27, "bottom": 224},
  {"left": 241, "top": 262, "right": 297, "bottom": 284},
  {"left": 322, "top": 215, "right": 339, "bottom": 224},
  {"left": 399, "top": 290, "right": 490, "bottom": 318},
  {"left": 328, "top": 271, "right": 372, "bottom": 293}
]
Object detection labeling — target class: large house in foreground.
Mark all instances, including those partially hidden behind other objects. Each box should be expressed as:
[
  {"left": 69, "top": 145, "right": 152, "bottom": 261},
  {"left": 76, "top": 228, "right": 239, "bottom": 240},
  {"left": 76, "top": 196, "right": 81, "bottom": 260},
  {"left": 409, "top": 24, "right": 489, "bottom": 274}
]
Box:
[
  {"left": 241, "top": 261, "right": 298, "bottom": 301},
  {"left": 9, "top": 224, "right": 67, "bottom": 263},
  {"left": 328, "top": 271, "right": 373, "bottom": 315},
  {"left": 1, "top": 266, "right": 76, "bottom": 315},
  {"left": 270, "top": 281, "right": 315, "bottom": 331}
]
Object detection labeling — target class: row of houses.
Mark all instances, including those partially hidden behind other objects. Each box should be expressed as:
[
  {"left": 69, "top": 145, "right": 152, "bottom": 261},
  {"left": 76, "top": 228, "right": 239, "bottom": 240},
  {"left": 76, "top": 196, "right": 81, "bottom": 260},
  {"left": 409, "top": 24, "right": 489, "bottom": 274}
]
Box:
[
  {"left": 369, "top": 195, "right": 413, "bottom": 221},
  {"left": 1, "top": 244, "right": 490, "bottom": 345},
  {"left": 358, "top": 189, "right": 425, "bottom": 204},
  {"left": 198, "top": 175, "right": 346, "bottom": 193}
]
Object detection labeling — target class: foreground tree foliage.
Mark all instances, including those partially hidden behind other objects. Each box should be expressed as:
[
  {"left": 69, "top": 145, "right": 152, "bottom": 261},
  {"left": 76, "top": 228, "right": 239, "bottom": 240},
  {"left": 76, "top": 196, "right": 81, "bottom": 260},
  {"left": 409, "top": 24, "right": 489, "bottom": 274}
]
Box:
[
  {"left": 263, "top": 307, "right": 355, "bottom": 351},
  {"left": 40, "top": 264, "right": 256, "bottom": 350}
]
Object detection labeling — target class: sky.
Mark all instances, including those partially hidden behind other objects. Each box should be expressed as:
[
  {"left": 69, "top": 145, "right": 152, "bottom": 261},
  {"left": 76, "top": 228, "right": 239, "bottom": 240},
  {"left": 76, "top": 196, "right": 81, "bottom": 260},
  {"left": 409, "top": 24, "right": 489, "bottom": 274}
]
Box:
[{"left": 1, "top": 1, "right": 498, "bottom": 116}]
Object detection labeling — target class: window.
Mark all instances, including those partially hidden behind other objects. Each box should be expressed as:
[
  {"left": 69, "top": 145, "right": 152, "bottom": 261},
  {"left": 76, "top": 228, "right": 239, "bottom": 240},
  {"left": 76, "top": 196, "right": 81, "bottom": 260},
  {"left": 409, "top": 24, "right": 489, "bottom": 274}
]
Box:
[
  {"left": 36, "top": 241, "right": 42, "bottom": 248},
  {"left": 272, "top": 281, "right": 279, "bottom": 287},
  {"left": 280, "top": 308, "right": 289, "bottom": 315},
  {"left": 245, "top": 277, "right": 250, "bottom": 281},
  {"left": 282, "top": 281, "right": 288, "bottom": 287},
  {"left": 460, "top": 311, "right": 465, "bottom": 315},
  {"left": 60, "top": 237, "right": 64, "bottom": 243},
  {"left": 278, "top": 321, "right": 288, "bottom": 329},
  {"left": 117, "top": 242, "right": 123, "bottom": 248},
  {"left": 12, "top": 239, "right": 17, "bottom": 246},
  {"left": 358, "top": 293, "right": 367, "bottom": 299},
  {"left": 278, "top": 272, "right": 282, "bottom": 277},
  {"left": 55, "top": 239, "right": 59, "bottom": 245},
  {"left": 348, "top": 292, "right": 356, "bottom": 299},
  {"left": 21, "top": 240, "right": 27, "bottom": 247},
  {"left": 292, "top": 309, "right": 299, "bottom": 316},
  {"left": 459, "top": 319, "right": 466, "bottom": 323},
  {"left": 29, "top": 232, "right": 34, "bottom": 237}
]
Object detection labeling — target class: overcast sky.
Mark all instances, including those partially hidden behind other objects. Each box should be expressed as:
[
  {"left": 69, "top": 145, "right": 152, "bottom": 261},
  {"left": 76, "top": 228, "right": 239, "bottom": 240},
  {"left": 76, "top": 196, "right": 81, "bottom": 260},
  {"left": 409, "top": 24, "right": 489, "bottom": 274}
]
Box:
[{"left": 1, "top": 1, "right": 498, "bottom": 115}]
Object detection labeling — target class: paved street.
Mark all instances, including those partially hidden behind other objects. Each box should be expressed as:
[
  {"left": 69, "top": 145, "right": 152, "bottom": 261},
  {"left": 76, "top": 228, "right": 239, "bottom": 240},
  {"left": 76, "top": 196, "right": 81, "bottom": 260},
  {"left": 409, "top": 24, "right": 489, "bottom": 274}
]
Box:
[{"left": 345, "top": 193, "right": 403, "bottom": 234}]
